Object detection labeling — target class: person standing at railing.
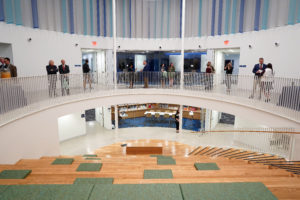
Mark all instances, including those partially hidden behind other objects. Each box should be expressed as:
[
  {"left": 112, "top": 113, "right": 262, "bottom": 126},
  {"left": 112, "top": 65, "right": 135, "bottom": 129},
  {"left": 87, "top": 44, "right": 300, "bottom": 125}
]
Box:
[
  {"left": 261, "top": 63, "right": 274, "bottom": 103},
  {"left": 249, "top": 58, "right": 266, "bottom": 99},
  {"left": 205, "top": 62, "right": 213, "bottom": 90},
  {"left": 58, "top": 59, "right": 70, "bottom": 96},
  {"left": 1, "top": 57, "right": 17, "bottom": 78},
  {"left": 46, "top": 60, "right": 58, "bottom": 97},
  {"left": 168, "top": 63, "right": 176, "bottom": 87},
  {"left": 175, "top": 110, "right": 180, "bottom": 133},
  {"left": 224, "top": 62, "right": 233, "bottom": 93},
  {"left": 128, "top": 64, "right": 135, "bottom": 88},
  {"left": 82, "top": 59, "right": 92, "bottom": 91},
  {"left": 161, "top": 64, "right": 168, "bottom": 88},
  {"left": 142, "top": 60, "right": 150, "bottom": 88}
]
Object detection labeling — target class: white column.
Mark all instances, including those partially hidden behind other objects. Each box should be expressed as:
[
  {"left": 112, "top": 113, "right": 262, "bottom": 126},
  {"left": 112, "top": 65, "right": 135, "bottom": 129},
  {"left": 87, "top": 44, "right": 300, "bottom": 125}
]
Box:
[
  {"left": 180, "top": 0, "right": 186, "bottom": 89},
  {"left": 112, "top": 0, "right": 117, "bottom": 89},
  {"left": 179, "top": 105, "right": 183, "bottom": 133},
  {"left": 114, "top": 105, "right": 118, "bottom": 130}
]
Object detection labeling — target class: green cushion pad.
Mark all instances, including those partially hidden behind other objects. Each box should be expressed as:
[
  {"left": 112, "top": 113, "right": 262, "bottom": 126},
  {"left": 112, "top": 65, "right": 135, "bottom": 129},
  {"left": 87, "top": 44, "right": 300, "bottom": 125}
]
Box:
[
  {"left": 144, "top": 169, "right": 173, "bottom": 179},
  {"left": 89, "top": 184, "right": 183, "bottom": 200},
  {"left": 0, "top": 185, "right": 8, "bottom": 194},
  {"left": 150, "top": 155, "right": 172, "bottom": 159},
  {"left": 194, "top": 162, "right": 220, "bottom": 170},
  {"left": 74, "top": 178, "right": 114, "bottom": 184},
  {"left": 76, "top": 163, "right": 102, "bottom": 171},
  {"left": 157, "top": 157, "right": 176, "bottom": 165},
  {"left": 85, "top": 158, "right": 101, "bottom": 160},
  {"left": 0, "top": 170, "right": 32, "bottom": 179},
  {"left": 0, "top": 184, "right": 93, "bottom": 200},
  {"left": 180, "top": 182, "right": 277, "bottom": 200},
  {"left": 52, "top": 158, "right": 74, "bottom": 165},
  {"left": 83, "top": 154, "right": 97, "bottom": 157}
]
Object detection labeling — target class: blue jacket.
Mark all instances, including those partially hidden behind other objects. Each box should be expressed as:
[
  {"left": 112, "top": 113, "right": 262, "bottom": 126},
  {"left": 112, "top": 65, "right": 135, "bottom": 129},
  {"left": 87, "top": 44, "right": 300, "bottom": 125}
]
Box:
[
  {"left": 143, "top": 64, "right": 151, "bottom": 72},
  {"left": 252, "top": 63, "right": 267, "bottom": 76}
]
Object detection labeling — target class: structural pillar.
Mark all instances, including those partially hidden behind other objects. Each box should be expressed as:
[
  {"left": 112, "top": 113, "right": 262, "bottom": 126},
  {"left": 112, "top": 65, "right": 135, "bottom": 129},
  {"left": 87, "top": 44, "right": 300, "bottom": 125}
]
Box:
[
  {"left": 180, "top": 0, "right": 186, "bottom": 90},
  {"left": 179, "top": 104, "right": 183, "bottom": 133},
  {"left": 112, "top": 0, "right": 117, "bottom": 89},
  {"left": 114, "top": 105, "right": 118, "bottom": 130}
]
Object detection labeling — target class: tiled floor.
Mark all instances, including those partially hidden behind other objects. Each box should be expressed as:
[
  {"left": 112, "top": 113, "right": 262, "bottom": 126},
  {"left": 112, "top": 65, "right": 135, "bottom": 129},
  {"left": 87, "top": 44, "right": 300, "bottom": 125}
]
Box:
[{"left": 59, "top": 122, "right": 234, "bottom": 156}]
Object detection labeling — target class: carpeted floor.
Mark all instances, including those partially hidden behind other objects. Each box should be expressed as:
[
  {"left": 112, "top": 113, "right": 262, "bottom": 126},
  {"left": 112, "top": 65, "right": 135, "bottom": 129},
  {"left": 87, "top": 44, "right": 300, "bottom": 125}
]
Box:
[
  {"left": 74, "top": 178, "right": 114, "bottom": 184},
  {"left": 52, "top": 158, "right": 74, "bottom": 165},
  {"left": 76, "top": 163, "right": 102, "bottom": 172},
  {"left": 0, "top": 170, "right": 32, "bottom": 179},
  {"left": 119, "top": 117, "right": 201, "bottom": 131},
  {"left": 194, "top": 163, "right": 220, "bottom": 170},
  {"left": 144, "top": 169, "right": 174, "bottom": 179}
]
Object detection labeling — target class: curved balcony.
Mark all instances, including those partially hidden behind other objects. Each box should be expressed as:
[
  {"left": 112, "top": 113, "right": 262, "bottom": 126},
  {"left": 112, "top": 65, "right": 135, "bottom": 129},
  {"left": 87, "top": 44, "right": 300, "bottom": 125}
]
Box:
[{"left": 0, "top": 72, "right": 299, "bottom": 127}]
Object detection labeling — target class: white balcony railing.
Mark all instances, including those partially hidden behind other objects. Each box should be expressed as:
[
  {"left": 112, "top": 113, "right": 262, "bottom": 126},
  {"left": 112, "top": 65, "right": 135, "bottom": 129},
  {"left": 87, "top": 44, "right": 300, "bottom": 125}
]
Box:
[{"left": 0, "top": 72, "right": 300, "bottom": 126}]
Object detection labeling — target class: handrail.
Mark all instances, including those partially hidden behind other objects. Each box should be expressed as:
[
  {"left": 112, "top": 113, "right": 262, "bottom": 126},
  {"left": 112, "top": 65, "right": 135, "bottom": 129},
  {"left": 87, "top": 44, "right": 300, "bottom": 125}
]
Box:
[
  {"left": 191, "top": 130, "right": 300, "bottom": 134},
  {"left": 0, "top": 72, "right": 300, "bottom": 127}
]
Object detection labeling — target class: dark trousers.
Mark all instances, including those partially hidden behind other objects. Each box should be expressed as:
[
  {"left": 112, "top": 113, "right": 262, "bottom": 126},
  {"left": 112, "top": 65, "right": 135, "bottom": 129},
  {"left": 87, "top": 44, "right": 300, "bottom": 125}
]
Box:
[{"left": 175, "top": 121, "right": 179, "bottom": 130}]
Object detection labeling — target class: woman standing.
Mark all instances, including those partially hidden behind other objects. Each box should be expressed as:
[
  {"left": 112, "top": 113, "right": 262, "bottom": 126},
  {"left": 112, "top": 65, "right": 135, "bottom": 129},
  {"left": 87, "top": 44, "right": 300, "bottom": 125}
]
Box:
[
  {"left": 224, "top": 62, "right": 233, "bottom": 93},
  {"left": 175, "top": 110, "right": 180, "bottom": 133},
  {"left": 161, "top": 64, "right": 167, "bottom": 88},
  {"left": 262, "top": 63, "right": 274, "bottom": 102},
  {"left": 168, "top": 63, "right": 175, "bottom": 87},
  {"left": 205, "top": 62, "right": 213, "bottom": 90},
  {"left": 128, "top": 64, "right": 135, "bottom": 88}
]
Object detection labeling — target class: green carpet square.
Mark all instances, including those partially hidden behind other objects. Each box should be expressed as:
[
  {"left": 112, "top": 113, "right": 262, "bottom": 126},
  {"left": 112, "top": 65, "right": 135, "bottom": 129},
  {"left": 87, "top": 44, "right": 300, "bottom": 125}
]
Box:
[
  {"left": 89, "top": 184, "right": 183, "bottom": 200},
  {"left": 194, "top": 162, "right": 220, "bottom": 170},
  {"left": 0, "top": 184, "right": 93, "bottom": 200},
  {"left": 180, "top": 182, "right": 277, "bottom": 200},
  {"left": 0, "top": 185, "right": 8, "bottom": 194},
  {"left": 144, "top": 169, "right": 173, "bottom": 179},
  {"left": 157, "top": 157, "right": 176, "bottom": 165},
  {"left": 85, "top": 158, "right": 101, "bottom": 160},
  {"left": 76, "top": 163, "right": 102, "bottom": 171},
  {"left": 83, "top": 154, "right": 97, "bottom": 157},
  {"left": 74, "top": 178, "right": 114, "bottom": 184},
  {"left": 150, "top": 155, "right": 172, "bottom": 159},
  {"left": 0, "top": 170, "right": 31, "bottom": 179},
  {"left": 52, "top": 158, "right": 74, "bottom": 165}
]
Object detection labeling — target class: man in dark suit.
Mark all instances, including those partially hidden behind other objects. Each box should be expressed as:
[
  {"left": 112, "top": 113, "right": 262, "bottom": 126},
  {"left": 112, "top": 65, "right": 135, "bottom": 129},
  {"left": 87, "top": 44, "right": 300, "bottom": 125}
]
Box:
[
  {"left": 82, "top": 59, "right": 92, "bottom": 91},
  {"left": 46, "top": 60, "right": 58, "bottom": 97},
  {"left": 249, "top": 57, "right": 267, "bottom": 99},
  {"left": 3, "top": 57, "right": 17, "bottom": 77},
  {"left": 58, "top": 59, "right": 70, "bottom": 96},
  {"left": 142, "top": 60, "right": 150, "bottom": 88}
]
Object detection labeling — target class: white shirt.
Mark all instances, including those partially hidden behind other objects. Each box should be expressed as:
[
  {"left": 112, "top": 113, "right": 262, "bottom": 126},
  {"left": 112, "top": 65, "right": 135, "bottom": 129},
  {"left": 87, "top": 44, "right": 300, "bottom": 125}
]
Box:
[{"left": 262, "top": 68, "right": 274, "bottom": 82}]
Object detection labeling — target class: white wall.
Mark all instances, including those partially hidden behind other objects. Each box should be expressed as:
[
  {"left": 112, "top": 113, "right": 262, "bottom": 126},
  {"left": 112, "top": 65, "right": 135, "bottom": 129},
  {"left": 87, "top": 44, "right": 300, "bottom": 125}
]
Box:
[
  {"left": 0, "top": 43, "right": 13, "bottom": 62},
  {"left": 57, "top": 113, "right": 86, "bottom": 142},
  {"left": 103, "top": 106, "right": 112, "bottom": 130},
  {"left": 0, "top": 23, "right": 113, "bottom": 77},
  {"left": 169, "top": 55, "right": 182, "bottom": 72},
  {"left": 95, "top": 107, "right": 104, "bottom": 126}
]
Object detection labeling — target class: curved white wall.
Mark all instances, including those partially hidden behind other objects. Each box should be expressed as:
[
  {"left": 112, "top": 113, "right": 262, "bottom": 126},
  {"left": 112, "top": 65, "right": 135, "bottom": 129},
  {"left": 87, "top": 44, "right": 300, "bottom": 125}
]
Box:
[
  {"left": 0, "top": 23, "right": 300, "bottom": 77},
  {"left": 1, "top": 92, "right": 299, "bottom": 164}
]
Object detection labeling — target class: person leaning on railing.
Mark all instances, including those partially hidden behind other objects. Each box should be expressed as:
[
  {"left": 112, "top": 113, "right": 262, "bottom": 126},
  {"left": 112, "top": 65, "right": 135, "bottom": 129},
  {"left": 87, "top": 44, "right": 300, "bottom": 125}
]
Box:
[
  {"left": 168, "top": 63, "right": 176, "bottom": 87},
  {"left": 58, "top": 59, "right": 70, "bottom": 96},
  {"left": 261, "top": 63, "right": 274, "bottom": 103},
  {"left": 224, "top": 62, "right": 233, "bottom": 93},
  {"left": 205, "top": 62, "right": 214, "bottom": 90},
  {"left": 128, "top": 64, "right": 135, "bottom": 88},
  {"left": 46, "top": 60, "right": 58, "bottom": 97},
  {"left": 141, "top": 60, "right": 150, "bottom": 88},
  {"left": 0, "top": 57, "right": 17, "bottom": 78},
  {"left": 82, "top": 59, "right": 92, "bottom": 91},
  {"left": 249, "top": 57, "right": 267, "bottom": 99}
]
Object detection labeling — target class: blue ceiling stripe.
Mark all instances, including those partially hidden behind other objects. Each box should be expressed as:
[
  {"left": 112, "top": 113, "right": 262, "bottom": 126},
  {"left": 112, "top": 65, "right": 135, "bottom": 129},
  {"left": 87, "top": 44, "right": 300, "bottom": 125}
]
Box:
[
  {"left": 288, "top": 0, "right": 297, "bottom": 25},
  {"left": 211, "top": 0, "right": 216, "bottom": 36},
  {"left": 198, "top": 0, "right": 202, "bottom": 37},
  {"left": 4, "top": 0, "right": 13, "bottom": 24},
  {"left": 14, "top": 0, "right": 22, "bottom": 25},
  {"left": 224, "top": 0, "right": 230, "bottom": 34},
  {"left": 167, "top": 0, "right": 170, "bottom": 38},
  {"left": 31, "top": 0, "right": 39, "bottom": 28},
  {"left": 154, "top": 0, "right": 157, "bottom": 38},
  {"left": 161, "top": 0, "right": 164, "bottom": 38},
  {"left": 261, "top": 0, "right": 269, "bottom": 30},
  {"left": 83, "top": 0, "right": 88, "bottom": 35},
  {"left": 231, "top": 0, "right": 237, "bottom": 33},
  {"left": 254, "top": 0, "right": 261, "bottom": 31},
  {"left": 148, "top": 1, "right": 150, "bottom": 38},
  {"left": 218, "top": 0, "right": 223, "bottom": 35},
  {"left": 89, "top": 0, "right": 94, "bottom": 35},
  {"left": 61, "top": 0, "right": 68, "bottom": 33},
  {"left": 180, "top": 0, "right": 182, "bottom": 38},
  {"left": 298, "top": 0, "right": 300, "bottom": 23},
  {"left": 239, "top": 0, "right": 245, "bottom": 33},
  {"left": 129, "top": 0, "right": 131, "bottom": 38},
  {"left": 103, "top": 0, "right": 107, "bottom": 37},
  {"left": 69, "top": 0, "right": 74, "bottom": 34},
  {"left": 0, "top": 0, "right": 4, "bottom": 21},
  {"left": 96, "top": 0, "right": 100, "bottom": 36},
  {"left": 123, "top": 0, "right": 125, "bottom": 37}
]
